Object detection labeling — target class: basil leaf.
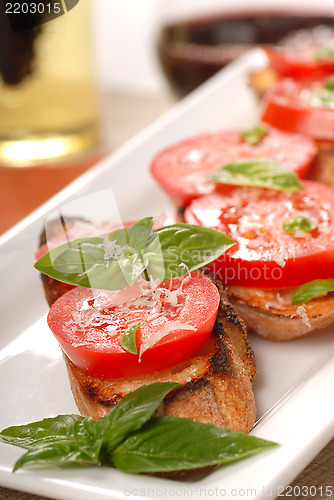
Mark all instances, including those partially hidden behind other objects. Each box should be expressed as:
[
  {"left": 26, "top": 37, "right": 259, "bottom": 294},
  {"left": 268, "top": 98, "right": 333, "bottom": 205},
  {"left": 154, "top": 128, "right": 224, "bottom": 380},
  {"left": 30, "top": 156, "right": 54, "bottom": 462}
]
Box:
[
  {"left": 291, "top": 278, "right": 334, "bottom": 305},
  {"left": 1, "top": 383, "right": 181, "bottom": 471},
  {"left": 283, "top": 215, "right": 318, "bottom": 234},
  {"left": 13, "top": 437, "right": 102, "bottom": 471},
  {"left": 2, "top": 416, "right": 104, "bottom": 471},
  {"left": 34, "top": 218, "right": 154, "bottom": 289},
  {"left": 119, "top": 324, "right": 140, "bottom": 355},
  {"left": 112, "top": 416, "right": 278, "bottom": 473},
  {"left": 35, "top": 221, "right": 235, "bottom": 289},
  {"left": 34, "top": 237, "right": 128, "bottom": 289},
  {"left": 314, "top": 46, "right": 334, "bottom": 61},
  {"left": 325, "top": 77, "right": 334, "bottom": 91},
  {"left": 99, "top": 383, "right": 181, "bottom": 458},
  {"left": 241, "top": 124, "right": 268, "bottom": 145},
  {"left": 108, "top": 218, "right": 155, "bottom": 282},
  {"left": 0, "top": 415, "right": 83, "bottom": 449},
  {"left": 147, "top": 223, "right": 235, "bottom": 280},
  {"left": 206, "top": 158, "right": 302, "bottom": 192},
  {"left": 1, "top": 384, "right": 278, "bottom": 474}
]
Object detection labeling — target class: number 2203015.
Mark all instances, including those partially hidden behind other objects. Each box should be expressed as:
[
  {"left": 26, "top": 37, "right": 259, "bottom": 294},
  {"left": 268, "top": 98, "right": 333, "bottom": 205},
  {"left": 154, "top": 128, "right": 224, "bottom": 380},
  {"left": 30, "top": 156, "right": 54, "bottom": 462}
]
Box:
[
  {"left": 5, "top": 2, "right": 61, "bottom": 14},
  {"left": 277, "top": 485, "right": 333, "bottom": 497}
]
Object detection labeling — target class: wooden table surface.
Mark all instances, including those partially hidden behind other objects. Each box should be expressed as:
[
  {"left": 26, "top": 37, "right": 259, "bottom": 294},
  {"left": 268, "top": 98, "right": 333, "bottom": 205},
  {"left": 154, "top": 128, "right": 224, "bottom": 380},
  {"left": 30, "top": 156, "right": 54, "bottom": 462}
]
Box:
[{"left": 0, "top": 90, "right": 333, "bottom": 500}]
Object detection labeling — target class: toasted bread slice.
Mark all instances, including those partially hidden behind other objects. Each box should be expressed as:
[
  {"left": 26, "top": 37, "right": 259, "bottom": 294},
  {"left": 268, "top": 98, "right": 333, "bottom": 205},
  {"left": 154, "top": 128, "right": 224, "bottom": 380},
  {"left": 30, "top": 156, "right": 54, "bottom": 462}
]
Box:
[
  {"left": 227, "top": 285, "right": 334, "bottom": 341},
  {"left": 63, "top": 293, "right": 257, "bottom": 433}
]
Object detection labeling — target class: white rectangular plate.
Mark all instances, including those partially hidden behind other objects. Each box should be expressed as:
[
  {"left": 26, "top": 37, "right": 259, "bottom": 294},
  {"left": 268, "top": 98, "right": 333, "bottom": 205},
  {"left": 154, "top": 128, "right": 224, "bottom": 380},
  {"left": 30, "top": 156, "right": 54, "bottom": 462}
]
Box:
[{"left": 0, "top": 49, "right": 333, "bottom": 500}]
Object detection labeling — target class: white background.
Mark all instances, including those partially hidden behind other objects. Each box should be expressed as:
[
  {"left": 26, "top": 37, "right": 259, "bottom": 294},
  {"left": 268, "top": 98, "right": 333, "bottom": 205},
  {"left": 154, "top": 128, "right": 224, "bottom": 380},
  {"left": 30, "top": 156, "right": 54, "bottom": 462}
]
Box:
[{"left": 91, "top": 0, "right": 167, "bottom": 95}]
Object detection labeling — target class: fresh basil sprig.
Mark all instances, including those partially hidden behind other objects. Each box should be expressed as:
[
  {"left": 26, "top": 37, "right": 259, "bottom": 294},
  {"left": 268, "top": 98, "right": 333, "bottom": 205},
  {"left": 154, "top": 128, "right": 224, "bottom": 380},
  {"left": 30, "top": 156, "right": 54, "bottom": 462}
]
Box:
[
  {"left": 241, "top": 124, "right": 268, "bottom": 145},
  {"left": 291, "top": 278, "right": 334, "bottom": 305},
  {"left": 283, "top": 215, "right": 318, "bottom": 234},
  {"left": 206, "top": 158, "right": 302, "bottom": 192},
  {"left": 120, "top": 324, "right": 140, "bottom": 355},
  {"left": 0, "top": 383, "right": 277, "bottom": 473},
  {"left": 34, "top": 219, "right": 235, "bottom": 290}
]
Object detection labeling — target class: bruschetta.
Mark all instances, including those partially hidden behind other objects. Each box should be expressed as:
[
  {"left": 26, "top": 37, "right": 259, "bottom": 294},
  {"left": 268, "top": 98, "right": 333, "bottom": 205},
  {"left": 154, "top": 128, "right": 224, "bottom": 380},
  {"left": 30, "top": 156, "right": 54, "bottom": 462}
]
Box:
[
  {"left": 35, "top": 219, "right": 257, "bottom": 433},
  {"left": 184, "top": 181, "right": 334, "bottom": 341}
]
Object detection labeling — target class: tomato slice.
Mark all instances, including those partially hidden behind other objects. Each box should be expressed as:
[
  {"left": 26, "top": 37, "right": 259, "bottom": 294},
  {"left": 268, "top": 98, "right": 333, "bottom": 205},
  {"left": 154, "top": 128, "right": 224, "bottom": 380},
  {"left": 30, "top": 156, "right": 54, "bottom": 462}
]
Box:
[
  {"left": 184, "top": 181, "right": 334, "bottom": 288},
  {"left": 265, "top": 44, "right": 334, "bottom": 79},
  {"left": 47, "top": 271, "right": 220, "bottom": 379},
  {"left": 150, "top": 128, "right": 317, "bottom": 207},
  {"left": 261, "top": 78, "right": 334, "bottom": 141}
]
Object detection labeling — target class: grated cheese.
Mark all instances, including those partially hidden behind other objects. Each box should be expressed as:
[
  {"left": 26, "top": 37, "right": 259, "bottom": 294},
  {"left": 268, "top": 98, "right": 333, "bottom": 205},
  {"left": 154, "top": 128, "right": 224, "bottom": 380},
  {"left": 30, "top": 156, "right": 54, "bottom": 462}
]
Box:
[
  {"left": 296, "top": 305, "right": 312, "bottom": 328},
  {"left": 272, "top": 255, "right": 286, "bottom": 268},
  {"left": 103, "top": 237, "right": 128, "bottom": 265}
]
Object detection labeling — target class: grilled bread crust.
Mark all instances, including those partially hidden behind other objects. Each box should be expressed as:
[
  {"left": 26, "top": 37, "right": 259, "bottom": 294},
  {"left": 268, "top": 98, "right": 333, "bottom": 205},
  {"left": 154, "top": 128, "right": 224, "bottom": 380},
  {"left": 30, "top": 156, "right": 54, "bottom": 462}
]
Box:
[
  {"left": 227, "top": 286, "right": 334, "bottom": 341},
  {"left": 63, "top": 293, "right": 257, "bottom": 433}
]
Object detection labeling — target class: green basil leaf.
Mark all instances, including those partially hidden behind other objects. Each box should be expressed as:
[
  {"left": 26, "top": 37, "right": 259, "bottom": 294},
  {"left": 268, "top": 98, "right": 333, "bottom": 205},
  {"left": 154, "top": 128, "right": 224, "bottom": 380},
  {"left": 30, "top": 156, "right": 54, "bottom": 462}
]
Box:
[
  {"left": 107, "top": 217, "right": 154, "bottom": 254},
  {"left": 112, "top": 416, "right": 278, "bottom": 473},
  {"left": 3, "top": 416, "right": 104, "bottom": 471},
  {"left": 117, "top": 253, "right": 148, "bottom": 286},
  {"left": 97, "top": 383, "right": 181, "bottom": 460},
  {"left": 34, "top": 237, "right": 128, "bottom": 289},
  {"left": 34, "top": 218, "right": 154, "bottom": 289},
  {"left": 314, "top": 46, "right": 334, "bottom": 61},
  {"left": 283, "top": 215, "right": 318, "bottom": 234},
  {"left": 147, "top": 223, "right": 235, "bottom": 280},
  {"left": 119, "top": 324, "right": 140, "bottom": 354},
  {"left": 106, "top": 219, "right": 154, "bottom": 286},
  {"left": 70, "top": 417, "right": 105, "bottom": 460},
  {"left": 325, "top": 77, "right": 334, "bottom": 91},
  {"left": 206, "top": 158, "right": 302, "bottom": 192},
  {"left": 13, "top": 438, "right": 101, "bottom": 471},
  {"left": 2, "top": 384, "right": 181, "bottom": 471},
  {"left": 35, "top": 221, "right": 235, "bottom": 289},
  {"left": 291, "top": 278, "right": 334, "bottom": 305},
  {"left": 241, "top": 124, "right": 268, "bottom": 145},
  {"left": 0, "top": 415, "right": 83, "bottom": 449}
]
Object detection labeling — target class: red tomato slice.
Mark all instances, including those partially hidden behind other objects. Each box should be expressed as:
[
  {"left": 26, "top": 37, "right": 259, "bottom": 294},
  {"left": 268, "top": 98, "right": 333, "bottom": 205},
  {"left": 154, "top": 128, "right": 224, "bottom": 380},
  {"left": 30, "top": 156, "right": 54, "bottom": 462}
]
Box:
[
  {"left": 150, "top": 129, "right": 317, "bottom": 207},
  {"left": 261, "top": 78, "right": 334, "bottom": 141},
  {"left": 47, "top": 271, "right": 220, "bottom": 379},
  {"left": 184, "top": 181, "right": 334, "bottom": 288},
  {"left": 265, "top": 45, "right": 334, "bottom": 79}
]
